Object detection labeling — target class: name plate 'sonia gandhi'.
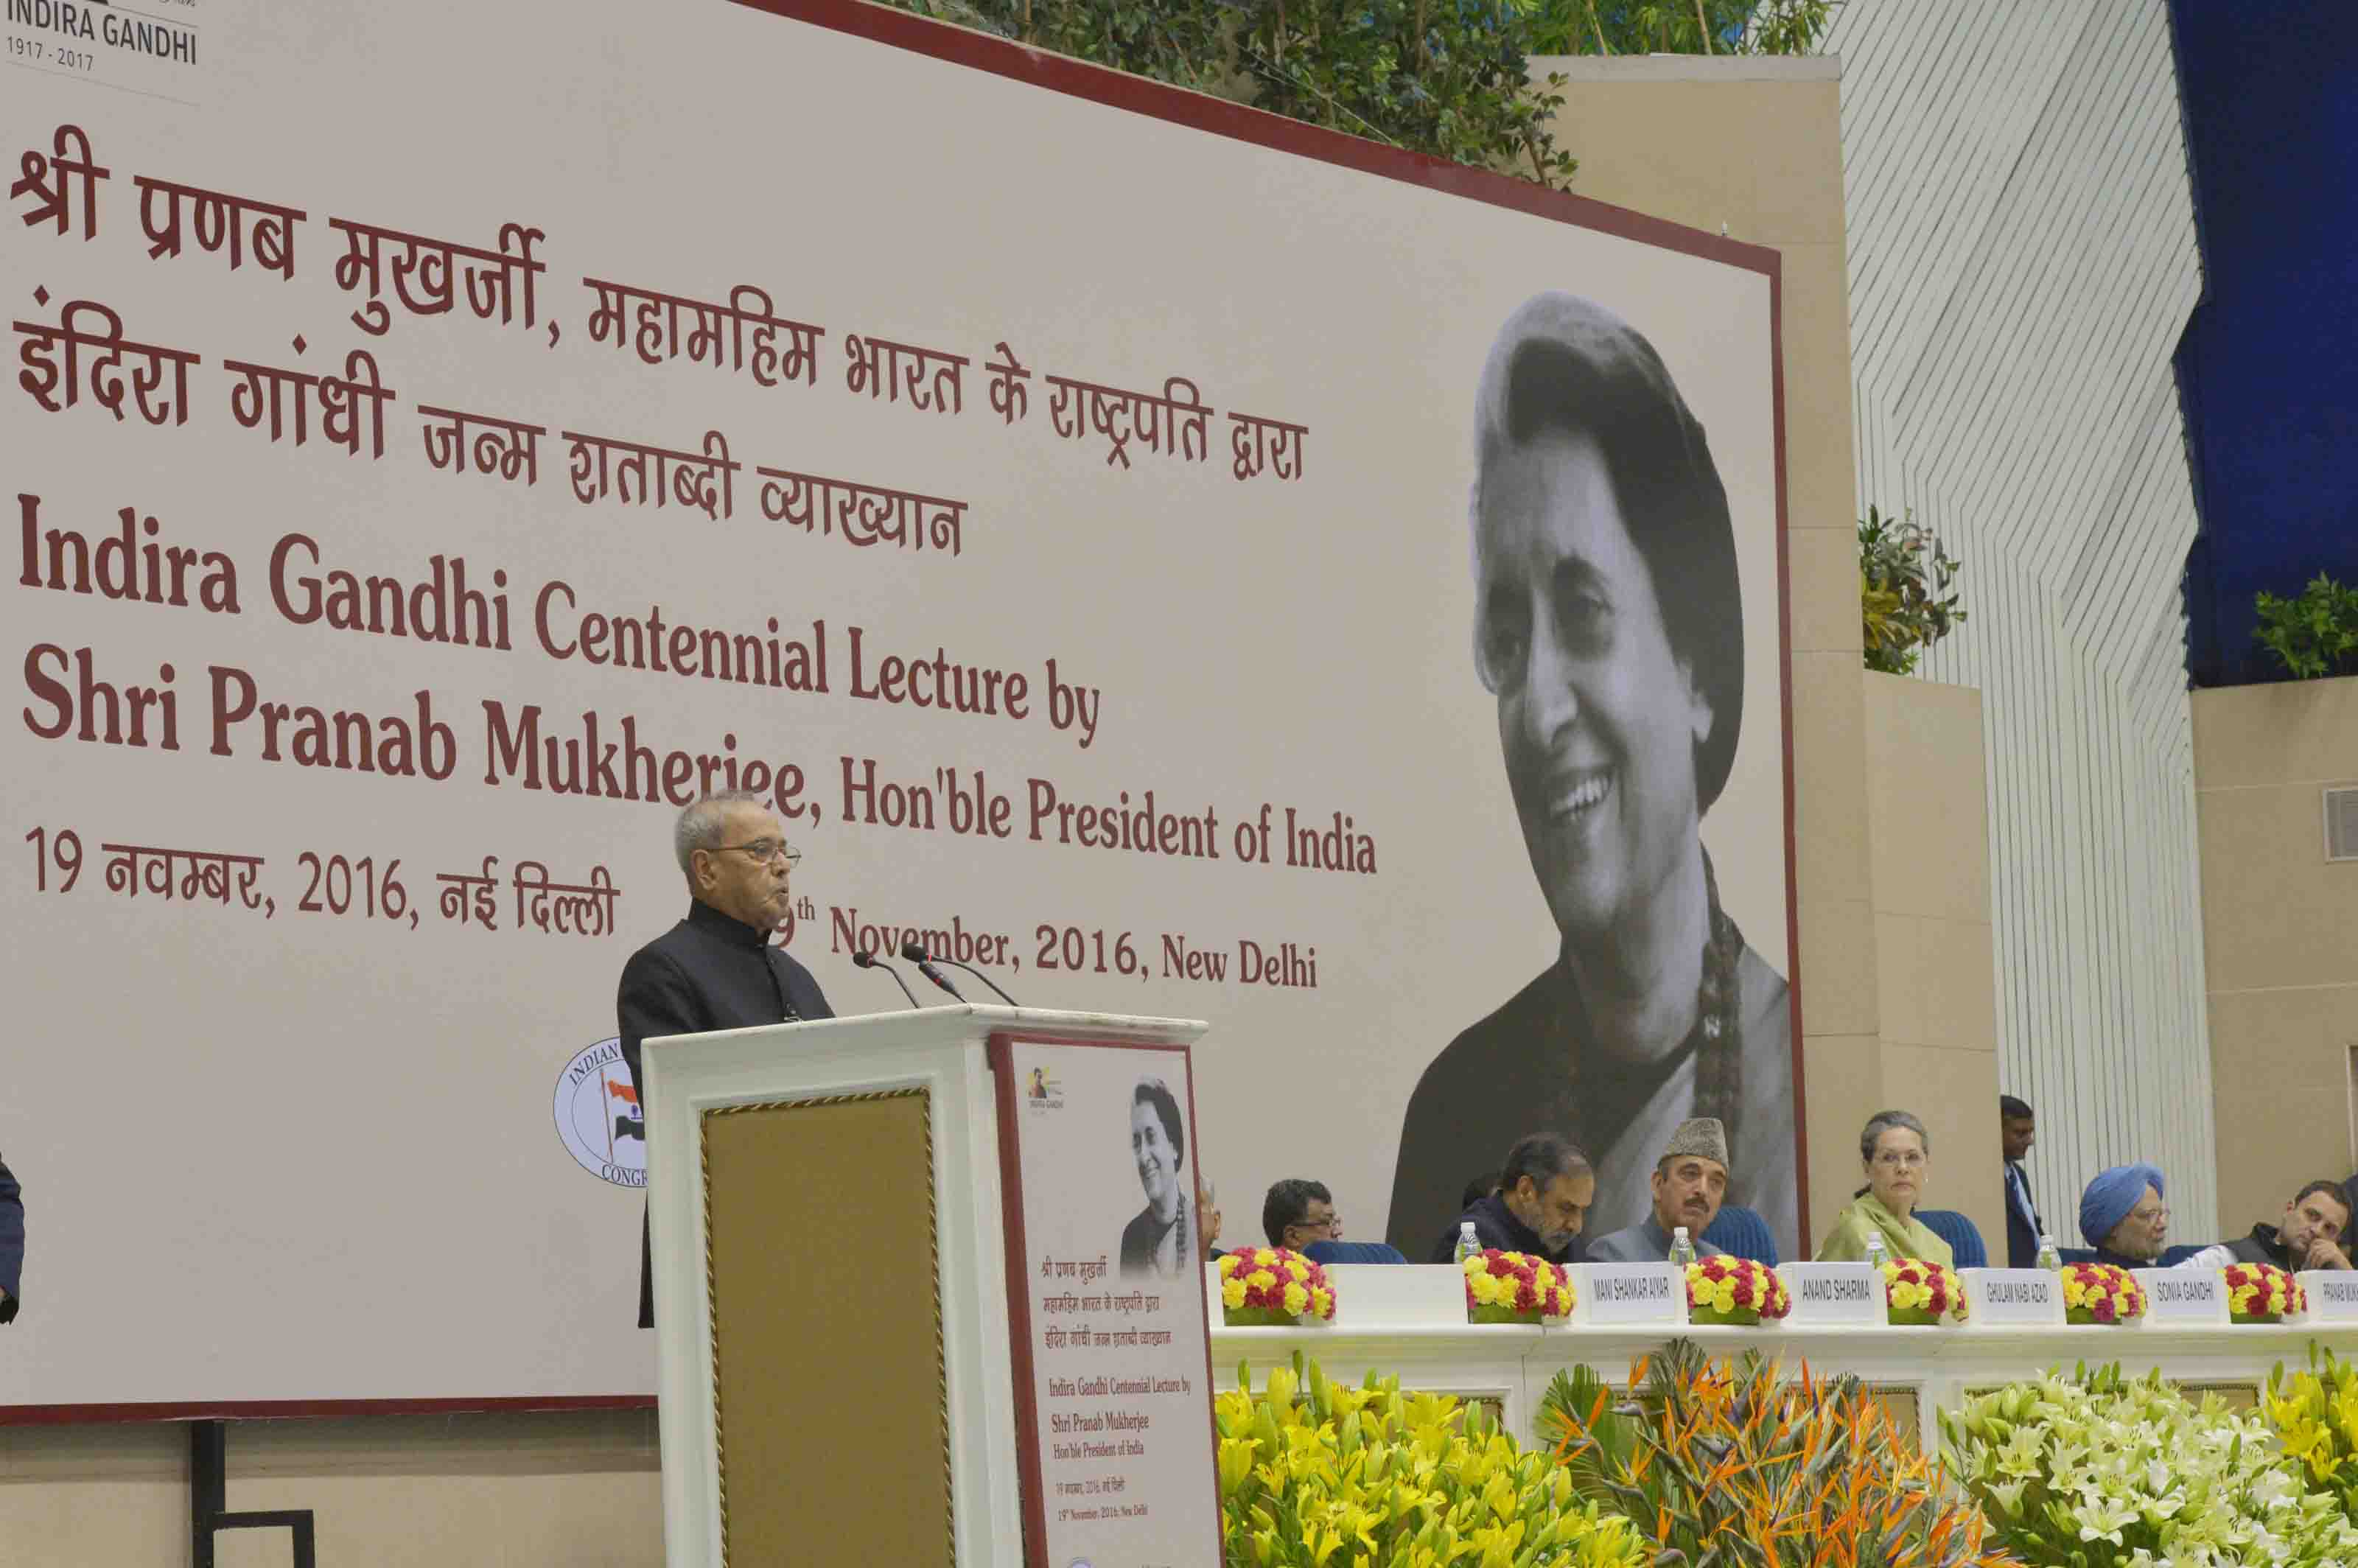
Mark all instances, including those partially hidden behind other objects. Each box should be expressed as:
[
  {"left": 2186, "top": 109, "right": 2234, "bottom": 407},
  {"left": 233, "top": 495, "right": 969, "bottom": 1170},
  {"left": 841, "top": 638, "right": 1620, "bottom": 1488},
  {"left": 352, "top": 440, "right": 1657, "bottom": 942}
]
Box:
[
  {"left": 2133, "top": 1267, "right": 2228, "bottom": 1328},
  {"left": 1776, "top": 1263, "right": 1883, "bottom": 1326},
  {"left": 1960, "top": 1268, "right": 2065, "bottom": 1327},
  {"left": 2300, "top": 1271, "right": 2358, "bottom": 1322},
  {"left": 1568, "top": 1264, "right": 1685, "bottom": 1327}
]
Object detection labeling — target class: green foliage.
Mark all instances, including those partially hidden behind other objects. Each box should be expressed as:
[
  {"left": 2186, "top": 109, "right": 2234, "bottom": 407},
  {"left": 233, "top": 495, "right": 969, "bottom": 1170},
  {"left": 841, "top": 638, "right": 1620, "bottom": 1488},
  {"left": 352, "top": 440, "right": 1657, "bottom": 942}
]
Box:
[
  {"left": 2253, "top": 574, "right": 2358, "bottom": 681},
  {"left": 1514, "top": 0, "right": 1839, "bottom": 56},
  {"left": 1537, "top": 1338, "right": 2015, "bottom": 1567},
  {"left": 1860, "top": 504, "right": 1967, "bottom": 676},
  {"left": 1943, "top": 1362, "right": 2358, "bottom": 1567},
  {"left": 881, "top": 0, "right": 1583, "bottom": 189}
]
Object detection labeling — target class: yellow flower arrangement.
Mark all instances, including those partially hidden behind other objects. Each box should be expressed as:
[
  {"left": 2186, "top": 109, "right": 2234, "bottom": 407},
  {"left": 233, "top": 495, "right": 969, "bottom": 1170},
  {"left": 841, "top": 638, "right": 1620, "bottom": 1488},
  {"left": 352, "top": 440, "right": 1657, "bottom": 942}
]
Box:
[
  {"left": 1217, "top": 1247, "right": 1336, "bottom": 1326},
  {"left": 1218, "top": 1353, "right": 1651, "bottom": 1568},
  {"left": 1880, "top": 1258, "right": 1967, "bottom": 1324}
]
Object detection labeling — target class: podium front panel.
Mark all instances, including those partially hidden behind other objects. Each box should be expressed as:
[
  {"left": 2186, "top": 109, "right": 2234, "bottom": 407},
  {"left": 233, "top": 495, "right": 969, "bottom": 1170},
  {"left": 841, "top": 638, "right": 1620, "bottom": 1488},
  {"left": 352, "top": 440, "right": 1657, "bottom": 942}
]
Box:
[{"left": 702, "top": 1089, "right": 952, "bottom": 1568}]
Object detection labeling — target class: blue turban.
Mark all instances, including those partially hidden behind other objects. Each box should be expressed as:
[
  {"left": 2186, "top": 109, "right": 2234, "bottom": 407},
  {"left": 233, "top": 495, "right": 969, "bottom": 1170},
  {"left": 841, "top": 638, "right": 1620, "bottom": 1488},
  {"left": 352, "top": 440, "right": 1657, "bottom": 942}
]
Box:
[{"left": 2079, "top": 1163, "right": 2164, "bottom": 1248}]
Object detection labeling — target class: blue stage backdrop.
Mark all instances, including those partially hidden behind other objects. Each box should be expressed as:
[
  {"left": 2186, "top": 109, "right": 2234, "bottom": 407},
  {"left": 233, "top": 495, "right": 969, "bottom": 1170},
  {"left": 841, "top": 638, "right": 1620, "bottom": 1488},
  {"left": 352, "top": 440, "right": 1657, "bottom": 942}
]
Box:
[{"left": 2172, "top": 0, "right": 2358, "bottom": 687}]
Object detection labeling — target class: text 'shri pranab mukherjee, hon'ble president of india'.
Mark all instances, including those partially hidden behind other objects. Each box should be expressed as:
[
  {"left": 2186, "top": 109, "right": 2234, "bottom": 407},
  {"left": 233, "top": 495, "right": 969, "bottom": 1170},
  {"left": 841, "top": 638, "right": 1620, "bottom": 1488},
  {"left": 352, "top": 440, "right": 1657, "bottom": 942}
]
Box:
[{"left": 1387, "top": 292, "right": 1796, "bottom": 1264}]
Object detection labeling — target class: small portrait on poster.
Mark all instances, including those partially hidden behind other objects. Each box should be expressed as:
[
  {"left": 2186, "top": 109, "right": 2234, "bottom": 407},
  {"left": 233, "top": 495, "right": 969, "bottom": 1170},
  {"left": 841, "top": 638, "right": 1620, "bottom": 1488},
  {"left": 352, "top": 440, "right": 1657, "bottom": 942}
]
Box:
[
  {"left": 1119, "top": 1075, "right": 1194, "bottom": 1278},
  {"left": 1388, "top": 291, "right": 1797, "bottom": 1262}
]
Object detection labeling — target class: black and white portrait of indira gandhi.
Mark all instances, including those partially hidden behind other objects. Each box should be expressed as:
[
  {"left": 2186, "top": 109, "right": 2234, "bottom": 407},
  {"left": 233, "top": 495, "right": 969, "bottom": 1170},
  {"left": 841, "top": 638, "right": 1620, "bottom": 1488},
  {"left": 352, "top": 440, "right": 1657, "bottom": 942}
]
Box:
[{"left": 1385, "top": 293, "right": 1795, "bottom": 1262}]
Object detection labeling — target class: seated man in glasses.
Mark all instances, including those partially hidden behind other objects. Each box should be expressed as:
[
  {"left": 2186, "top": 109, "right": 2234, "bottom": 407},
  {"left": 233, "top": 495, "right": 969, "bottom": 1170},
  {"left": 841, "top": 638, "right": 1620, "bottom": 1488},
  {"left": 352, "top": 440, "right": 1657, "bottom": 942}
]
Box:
[
  {"left": 1262, "top": 1180, "right": 1340, "bottom": 1252},
  {"left": 618, "top": 791, "right": 833, "bottom": 1327}
]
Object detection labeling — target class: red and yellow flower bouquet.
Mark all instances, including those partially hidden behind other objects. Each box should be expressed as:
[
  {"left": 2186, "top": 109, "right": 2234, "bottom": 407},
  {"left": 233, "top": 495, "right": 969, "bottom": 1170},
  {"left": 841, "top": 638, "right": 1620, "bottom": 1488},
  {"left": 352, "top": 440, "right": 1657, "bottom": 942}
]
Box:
[
  {"left": 1881, "top": 1258, "right": 1968, "bottom": 1325},
  {"left": 1217, "top": 1247, "right": 1335, "bottom": 1327},
  {"left": 1461, "top": 1249, "right": 1575, "bottom": 1324},
  {"left": 2224, "top": 1261, "right": 2302, "bottom": 1323},
  {"left": 2060, "top": 1261, "right": 2145, "bottom": 1325},
  {"left": 1685, "top": 1256, "right": 1790, "bottom": 1326}
]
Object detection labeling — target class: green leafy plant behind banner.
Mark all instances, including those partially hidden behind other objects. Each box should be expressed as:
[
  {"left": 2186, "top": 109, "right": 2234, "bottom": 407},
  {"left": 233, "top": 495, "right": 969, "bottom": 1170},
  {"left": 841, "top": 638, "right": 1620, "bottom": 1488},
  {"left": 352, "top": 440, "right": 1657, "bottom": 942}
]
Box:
[
  {"left": 1861, "top": 504, "right": 1967, "bottom": 676},
  {"left": 877, "top": 1, "right": 1830, "bottom": 189},
  {"left": 2254, "top": 574, "right": 2358, "bottom": 681}
]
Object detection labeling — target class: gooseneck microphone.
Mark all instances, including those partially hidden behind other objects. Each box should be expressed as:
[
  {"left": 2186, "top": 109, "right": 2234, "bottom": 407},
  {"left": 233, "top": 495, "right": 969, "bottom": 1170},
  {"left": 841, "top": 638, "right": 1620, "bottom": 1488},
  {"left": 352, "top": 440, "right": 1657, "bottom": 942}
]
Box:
[
  {"left": 851, "top": 948, "right": 920, "bottom": 1007},
  {"left": 902, "top": 941, "right": 1020, "bottom": 1006},
  {"left": 897, "top": 941, "right": 968, "bottom": 1001}
]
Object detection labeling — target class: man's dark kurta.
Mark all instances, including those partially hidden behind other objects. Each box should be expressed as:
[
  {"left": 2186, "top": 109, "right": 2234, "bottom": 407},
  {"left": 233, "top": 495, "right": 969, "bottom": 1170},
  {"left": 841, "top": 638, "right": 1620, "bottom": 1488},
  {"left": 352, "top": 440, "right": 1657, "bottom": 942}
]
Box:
[
  {"left": 1425, "top": 1192, "right": 1582, "bottom": 1267},
  {"left": 618, "top": 900, "right": 833, "bottom": 1328}
]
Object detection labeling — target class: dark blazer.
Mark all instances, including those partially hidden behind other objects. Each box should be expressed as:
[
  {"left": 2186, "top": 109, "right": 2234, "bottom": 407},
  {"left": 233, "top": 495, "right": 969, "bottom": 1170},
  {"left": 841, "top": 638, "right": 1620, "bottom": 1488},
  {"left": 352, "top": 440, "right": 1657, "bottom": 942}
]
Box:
[
  {"left": 2003, "top": 1160, "right": 2045, "bottom": 1268},
  {"left": 0, "top": 1156, "right": 19, "bottom": 1322},
  {"left": 619, "top": 900, "right": 832, "bottom": 1328},
  {"left": 1427, "top": 1193, "right": 1581, "bottom": 1267}
]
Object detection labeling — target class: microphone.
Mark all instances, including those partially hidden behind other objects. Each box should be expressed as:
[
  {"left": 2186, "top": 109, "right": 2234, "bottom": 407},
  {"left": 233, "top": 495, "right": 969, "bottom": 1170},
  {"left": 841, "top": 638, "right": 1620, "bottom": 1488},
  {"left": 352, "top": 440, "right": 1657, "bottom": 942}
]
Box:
[
  {"left": 905, "top": 941, "right": 1021, "bottom": 1006},
  {"left": 898, "top": 940, "right": 966, "bottom": 1001},
  {"left": 851, "top": 948, "right": 920, "bottom": 1007}
]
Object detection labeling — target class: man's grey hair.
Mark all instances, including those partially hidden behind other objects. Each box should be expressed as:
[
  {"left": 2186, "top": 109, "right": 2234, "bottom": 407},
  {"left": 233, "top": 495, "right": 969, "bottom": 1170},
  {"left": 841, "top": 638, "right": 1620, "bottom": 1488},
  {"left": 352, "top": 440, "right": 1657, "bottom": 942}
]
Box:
[
  {"left": 674, "top": 792, "right": 766, "bottom": 876},
  {"left": 1859, "top": 1109, "right": 1930, "bottom": 1163}
]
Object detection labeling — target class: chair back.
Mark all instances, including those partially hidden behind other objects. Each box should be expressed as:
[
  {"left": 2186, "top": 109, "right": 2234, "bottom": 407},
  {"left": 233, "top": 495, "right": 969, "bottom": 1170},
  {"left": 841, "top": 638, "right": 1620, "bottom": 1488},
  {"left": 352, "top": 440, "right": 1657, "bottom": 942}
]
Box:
[
  {"left": 1701, "top": 1204, "right": 1778, "bottom": 1266},
  {"left": 1915, "top": 1208, "right": 1988, "bottom": 1270},
  {"left": 1302, "top": 1240, "right": 1408, "bottom": 1266}
]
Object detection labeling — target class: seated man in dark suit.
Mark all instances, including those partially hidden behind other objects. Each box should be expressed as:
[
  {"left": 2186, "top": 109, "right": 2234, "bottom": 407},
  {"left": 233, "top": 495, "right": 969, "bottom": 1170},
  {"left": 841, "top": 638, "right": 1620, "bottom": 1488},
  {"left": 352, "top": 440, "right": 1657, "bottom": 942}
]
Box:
[
  {"left": 1427, "top": 1132, "right": 1592, "bottom": 1266},
  {"left": 0, "top": 1152, "right": 21, "bottom": 1324},
  {"left": 2174, "top": 1179, "right": 2354, "bottom": 1273}
]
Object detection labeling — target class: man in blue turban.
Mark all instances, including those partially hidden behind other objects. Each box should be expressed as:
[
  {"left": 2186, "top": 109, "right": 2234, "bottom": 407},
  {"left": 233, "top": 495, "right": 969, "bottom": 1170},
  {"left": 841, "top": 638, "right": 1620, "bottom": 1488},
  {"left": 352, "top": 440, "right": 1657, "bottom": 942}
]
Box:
[{"left": 2080, "top": 1163, "right": 2167, "bottom": 1267}]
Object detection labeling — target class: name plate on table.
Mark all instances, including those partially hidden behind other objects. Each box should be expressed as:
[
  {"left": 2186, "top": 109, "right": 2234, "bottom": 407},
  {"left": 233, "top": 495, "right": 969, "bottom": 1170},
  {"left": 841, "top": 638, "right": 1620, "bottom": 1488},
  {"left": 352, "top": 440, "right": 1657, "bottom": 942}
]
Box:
[
  {"left": 2300, "top": 1270, "right": 2358, "bottom": 1322},
  {"left": 1960, "top": 1267, "right": 2064, "bottom": 1326},
  {"left": 2133, "top": 1267, "right": 2228, "bottom": 1327},
  {"left": 1777, "top": 1263, "right": 1884, "bottom": 1326},
  {"left": 1568, "top": 1263, "right": 1686, "bottom": 1326}
]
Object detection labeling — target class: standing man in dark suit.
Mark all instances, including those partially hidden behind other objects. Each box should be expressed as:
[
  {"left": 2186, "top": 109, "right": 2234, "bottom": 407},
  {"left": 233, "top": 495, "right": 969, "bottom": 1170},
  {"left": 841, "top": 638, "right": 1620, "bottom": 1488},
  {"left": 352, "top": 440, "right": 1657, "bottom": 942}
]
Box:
[
  {"left": 2000, "top": 1094, "right": 2045, "bottom": 1267},
  {"left": 0, "top": 1153, "right": 22, "bottom": 1323},
  {"left": 618, "top": 791, "right": 833, "bottom": 1327}
]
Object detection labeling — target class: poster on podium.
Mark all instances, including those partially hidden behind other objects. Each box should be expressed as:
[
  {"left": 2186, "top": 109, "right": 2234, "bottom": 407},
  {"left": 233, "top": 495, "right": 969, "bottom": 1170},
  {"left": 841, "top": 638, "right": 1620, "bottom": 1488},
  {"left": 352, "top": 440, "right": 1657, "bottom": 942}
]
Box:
[{"left": 990, "top": 1031, "right": 1221, "bottom": 1568}]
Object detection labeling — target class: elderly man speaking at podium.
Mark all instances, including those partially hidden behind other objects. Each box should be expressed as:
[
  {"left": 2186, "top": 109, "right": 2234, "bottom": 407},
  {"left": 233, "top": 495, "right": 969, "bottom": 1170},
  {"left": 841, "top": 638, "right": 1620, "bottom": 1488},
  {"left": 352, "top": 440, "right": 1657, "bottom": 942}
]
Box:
[{"left": 617, "top": 791, "right": 834, "bottom": 1327}]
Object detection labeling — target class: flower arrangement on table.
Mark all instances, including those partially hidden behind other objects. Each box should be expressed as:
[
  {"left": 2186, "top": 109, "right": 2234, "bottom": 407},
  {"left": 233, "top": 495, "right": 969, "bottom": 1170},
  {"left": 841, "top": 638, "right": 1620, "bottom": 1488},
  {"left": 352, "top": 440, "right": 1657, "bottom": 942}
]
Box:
[
  {"left": 2226, "top": 1261, "right": 2303, "bottom": 1323},
  {"left": 2059, "top": 1260, "right": 2144, "bottom": 1325},
  {"left": 2266, "top": 1343, "right": 2358, "bottom": 1522},
  {"left": 1683, "top": 1256, "right": 1788, "bottom": 1326},
  {"left": 1217, "top": 1354, "right": 1652, "bottom": 1568},
  {"left": 1881, "top": 1257, "right": 1967, "bottom": 1325},
  {"left": 1461, "top": 1249, "right": 1574, "bottom": 1324},
  {"left": 1945, "top": 1363, "right": 2358, "bottom": 1564},
  {"left": 1217, "top": 1247, "right": 1334, "bottom": 1327}
]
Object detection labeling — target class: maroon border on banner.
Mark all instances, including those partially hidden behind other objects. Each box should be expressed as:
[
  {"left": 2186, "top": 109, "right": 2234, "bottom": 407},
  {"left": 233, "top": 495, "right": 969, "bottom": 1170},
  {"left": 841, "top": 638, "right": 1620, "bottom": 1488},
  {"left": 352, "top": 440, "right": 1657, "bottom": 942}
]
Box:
[
  {"left": 0, "top": 1393, "right": 655, "bottom": 1427},
  {"left": 1769, "top": 271, "right": 1811, "bottom": 1247},
  {"left": 987, "top": 1030, "right": 1222, "bottom": 1568}
]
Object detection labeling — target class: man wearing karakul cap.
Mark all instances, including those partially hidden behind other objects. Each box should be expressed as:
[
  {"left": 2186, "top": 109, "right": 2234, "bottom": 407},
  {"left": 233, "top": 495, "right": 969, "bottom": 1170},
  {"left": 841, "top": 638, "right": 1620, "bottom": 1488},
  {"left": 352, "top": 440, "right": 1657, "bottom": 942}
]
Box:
[
  {"left": 1584, "top": 1117, "right": 1732, "bottom": 1264},
  {"left": 2081, "top": 1163, "right": 2168, "bottom": 1268}
]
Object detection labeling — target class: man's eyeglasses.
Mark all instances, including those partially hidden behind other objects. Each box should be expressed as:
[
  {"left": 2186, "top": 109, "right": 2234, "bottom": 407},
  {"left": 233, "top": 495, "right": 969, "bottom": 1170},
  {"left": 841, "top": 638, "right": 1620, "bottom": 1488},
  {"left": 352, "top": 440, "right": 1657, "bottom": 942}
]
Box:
[
  {"left": 712, "top": 840, "right": 802, "bottom": 867},
  {"left": 1292, "top": 1214, "right": 1343, "bottom": 1236}
]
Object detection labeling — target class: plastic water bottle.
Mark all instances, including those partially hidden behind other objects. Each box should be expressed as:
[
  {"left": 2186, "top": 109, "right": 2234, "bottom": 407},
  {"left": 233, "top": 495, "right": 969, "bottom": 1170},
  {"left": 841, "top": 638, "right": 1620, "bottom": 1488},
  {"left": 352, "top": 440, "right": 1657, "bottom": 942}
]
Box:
[
  {"left": 1454, "top": 1222, "right": 1480, "bottom": 1265},
  {"left": 2036, "top": 1233, "right": 2063, "bottom": 1272},
  {"left": 1668, "top": 1226, "right": 1697, "bottom": 1267},
  {"left": 1864, "top": 1231, "right": 1888, "bottom": 1271}
]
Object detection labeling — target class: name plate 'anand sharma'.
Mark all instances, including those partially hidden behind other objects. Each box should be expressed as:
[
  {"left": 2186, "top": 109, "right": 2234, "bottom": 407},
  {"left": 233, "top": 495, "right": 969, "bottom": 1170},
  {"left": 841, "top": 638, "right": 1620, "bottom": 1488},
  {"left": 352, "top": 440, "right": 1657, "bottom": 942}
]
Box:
[{"left": 1776, "top": 1263, "right": 1883, "bottom": 1327}]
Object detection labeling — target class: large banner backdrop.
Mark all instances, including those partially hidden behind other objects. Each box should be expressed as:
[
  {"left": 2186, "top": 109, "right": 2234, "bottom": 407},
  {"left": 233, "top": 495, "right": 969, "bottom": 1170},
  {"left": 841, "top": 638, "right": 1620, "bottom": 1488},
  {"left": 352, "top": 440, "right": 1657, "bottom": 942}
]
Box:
[{"left": 0, "top": 0, "right": 1795, "bottom": 1408}]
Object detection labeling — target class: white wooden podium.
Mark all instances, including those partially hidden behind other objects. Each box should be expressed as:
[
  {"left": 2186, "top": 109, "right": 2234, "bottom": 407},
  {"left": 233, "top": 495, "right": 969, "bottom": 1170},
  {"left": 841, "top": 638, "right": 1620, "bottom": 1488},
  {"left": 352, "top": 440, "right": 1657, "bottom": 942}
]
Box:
[{"left": 640, "top": 1003, "right": 1208, "bottom": 1568}]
